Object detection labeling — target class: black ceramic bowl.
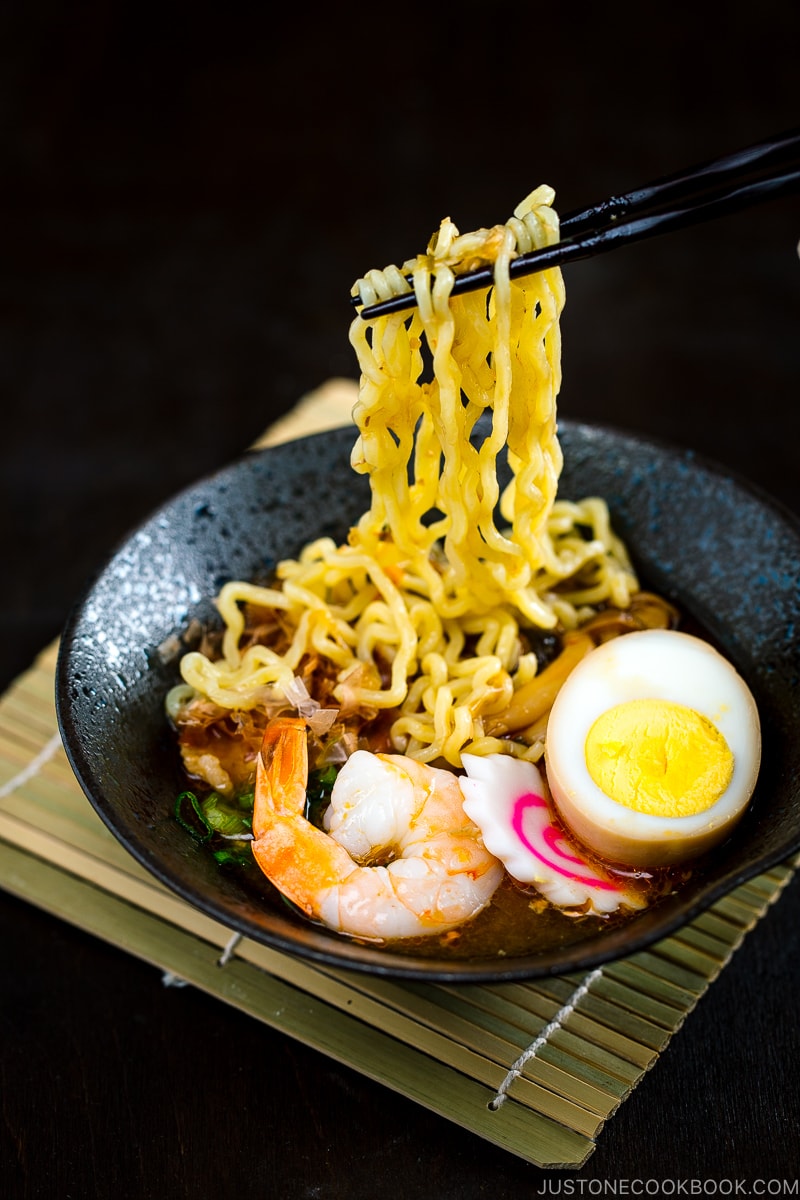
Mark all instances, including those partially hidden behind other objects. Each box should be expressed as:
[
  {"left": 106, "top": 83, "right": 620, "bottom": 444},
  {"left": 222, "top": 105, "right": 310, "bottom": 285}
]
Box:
[{"left": 56, "top": 420, "right": 800, "bottom": 982}]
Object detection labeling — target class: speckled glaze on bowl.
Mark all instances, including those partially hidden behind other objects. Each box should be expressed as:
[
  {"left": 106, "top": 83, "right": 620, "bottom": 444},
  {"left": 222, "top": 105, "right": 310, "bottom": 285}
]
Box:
[{"left": 55, "top": 421, "right": 800, "bottom": 982}]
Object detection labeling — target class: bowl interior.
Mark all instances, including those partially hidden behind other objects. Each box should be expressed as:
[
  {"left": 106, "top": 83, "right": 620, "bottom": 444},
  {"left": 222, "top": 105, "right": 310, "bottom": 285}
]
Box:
[{"left": 56, "top": 420, "right": 800, "bottom": 982}]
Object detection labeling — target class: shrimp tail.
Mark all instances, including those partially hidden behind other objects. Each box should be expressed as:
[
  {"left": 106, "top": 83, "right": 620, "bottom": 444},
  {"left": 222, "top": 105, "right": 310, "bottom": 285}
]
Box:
[
  {"left": 253, "top": 716, "right": 309, "bottom": 829},
  {"left": 252, "top": 716, "right": 355, "bottom": 918}
]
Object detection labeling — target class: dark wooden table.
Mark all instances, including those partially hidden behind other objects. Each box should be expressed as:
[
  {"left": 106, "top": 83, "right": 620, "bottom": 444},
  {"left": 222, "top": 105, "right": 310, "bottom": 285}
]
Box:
[{"left": 2, "top": 4, "right": 799, "bottom": 1195}]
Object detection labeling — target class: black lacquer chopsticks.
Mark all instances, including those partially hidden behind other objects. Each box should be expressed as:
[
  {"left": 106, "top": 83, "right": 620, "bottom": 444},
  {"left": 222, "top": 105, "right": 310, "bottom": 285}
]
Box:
[{"left": 352, "top": 128, "right": 800, "bottom": 320}]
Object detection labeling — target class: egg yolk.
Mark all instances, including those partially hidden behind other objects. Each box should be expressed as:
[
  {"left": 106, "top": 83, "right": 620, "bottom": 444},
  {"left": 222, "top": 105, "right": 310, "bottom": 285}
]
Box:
[{"left": 584, "top": 699, "right": 734, "bottom": 818}]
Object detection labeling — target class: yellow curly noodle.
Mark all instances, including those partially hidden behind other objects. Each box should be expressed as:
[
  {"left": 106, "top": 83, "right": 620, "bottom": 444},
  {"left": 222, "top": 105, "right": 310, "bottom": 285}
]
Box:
[{"left": 176, "top": 187, "right": 637, "bottom": 767}]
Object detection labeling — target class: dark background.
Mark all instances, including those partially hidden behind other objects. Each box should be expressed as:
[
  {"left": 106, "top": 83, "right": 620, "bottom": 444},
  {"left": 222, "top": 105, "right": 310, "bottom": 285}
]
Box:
[{"left": 2, "top": 2, "right": 799, "bottom": 1196}]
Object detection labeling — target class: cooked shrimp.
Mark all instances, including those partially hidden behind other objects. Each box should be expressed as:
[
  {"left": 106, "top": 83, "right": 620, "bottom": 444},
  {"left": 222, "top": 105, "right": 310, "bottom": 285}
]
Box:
[{"left": 252, "top": 717, "right": 503, "bottom": 940}]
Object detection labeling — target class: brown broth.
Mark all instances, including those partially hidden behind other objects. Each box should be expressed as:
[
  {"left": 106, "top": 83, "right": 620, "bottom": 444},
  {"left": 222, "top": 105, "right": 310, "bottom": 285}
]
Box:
[{"left": 343, "top": 862, "right": 691, "bottom": 962}]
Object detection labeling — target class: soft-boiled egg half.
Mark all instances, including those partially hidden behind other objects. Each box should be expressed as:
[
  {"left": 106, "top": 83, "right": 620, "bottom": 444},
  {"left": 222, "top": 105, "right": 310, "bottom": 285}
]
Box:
[{"left": 544, "top": 629, "right": 761, "bottom": 868}]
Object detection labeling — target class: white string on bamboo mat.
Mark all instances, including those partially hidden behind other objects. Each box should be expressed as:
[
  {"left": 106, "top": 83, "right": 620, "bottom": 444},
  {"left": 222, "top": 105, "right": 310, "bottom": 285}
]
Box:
[
  {"left": 0, "top": 732, "right": 62, "bottom": 800},
  {"left": 161, "top": 931, "right": 243, "bottom": 988},
  {"left": 161, "top": 972, "right": 189, "bottom": 988},
  {"left": 218, "top": 931, "right": 243, "bottom": 966},
  {"left": 489, "top": 967, "right": 604, "bottom": 1111}
]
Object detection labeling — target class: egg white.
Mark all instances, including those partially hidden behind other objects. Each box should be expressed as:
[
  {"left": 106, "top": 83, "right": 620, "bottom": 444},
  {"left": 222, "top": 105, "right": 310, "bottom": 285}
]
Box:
[{"left": 544, "top": 629, "right": 761, "bottom": 868}]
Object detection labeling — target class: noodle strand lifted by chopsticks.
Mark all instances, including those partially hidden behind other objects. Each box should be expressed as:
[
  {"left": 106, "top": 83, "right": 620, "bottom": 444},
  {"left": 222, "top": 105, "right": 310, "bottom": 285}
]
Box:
[{"left": 175, "top": 186, "right": 638, "bottom": 767}]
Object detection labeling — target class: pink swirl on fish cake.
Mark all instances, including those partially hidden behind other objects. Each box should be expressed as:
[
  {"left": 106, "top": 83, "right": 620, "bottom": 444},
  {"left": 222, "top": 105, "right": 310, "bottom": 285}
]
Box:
[
  {"left": 459, "top": 753, "right": 645, "bottom": 915},
  {"left": 510, "top": 791, "right": 619, "bottom": 891}
]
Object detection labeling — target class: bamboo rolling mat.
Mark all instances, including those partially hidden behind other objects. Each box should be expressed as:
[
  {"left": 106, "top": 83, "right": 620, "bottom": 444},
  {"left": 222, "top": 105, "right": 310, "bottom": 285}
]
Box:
[{"left": 1, "top": 380, "right": 797, "bottom": 1169}]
